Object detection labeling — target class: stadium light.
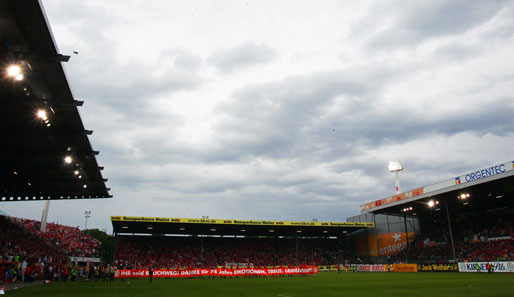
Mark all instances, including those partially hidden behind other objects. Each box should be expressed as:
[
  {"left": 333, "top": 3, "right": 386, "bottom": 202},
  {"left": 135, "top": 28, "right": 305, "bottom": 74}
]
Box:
[
  {"left": 6, "top": 64, "right": 23, "bottom": 81},
  {"left": 458, "top": 193, "right": 470, "bottom": 200},
  {"left": 83, "top": 184, "right": 87, "bottom": 189},
  {"left": 74, "top": 170, "right": 79, "bottom": 175},
  {"left": 401, "top": 206, "right": 413, "bottom": 212},
  {"left": 387, "top": 161, "right": 404, "bottom": 194},
  {"left": 64, "top": 156, "right": 72, "bottom": 164},
  {"left": 36, "top": 109, "right": 48, "bottom": 120},
  {"left": 84, "top": 210, "right": 91, "bottom": 229},
  {"left": 427, "top": 200, "right": 439, "bottom": 208}
]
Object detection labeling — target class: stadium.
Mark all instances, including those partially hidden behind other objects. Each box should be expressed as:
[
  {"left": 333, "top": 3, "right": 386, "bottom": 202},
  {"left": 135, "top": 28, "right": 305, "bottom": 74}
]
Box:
[{"left": 1, "top": 1, "right": 513, "bottom": 296}]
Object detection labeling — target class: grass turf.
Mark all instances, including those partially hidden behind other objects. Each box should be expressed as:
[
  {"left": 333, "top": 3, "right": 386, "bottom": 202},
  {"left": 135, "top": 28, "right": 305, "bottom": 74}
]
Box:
[{"left": 5, "top": 272, "right": 514, "bottom": 297}]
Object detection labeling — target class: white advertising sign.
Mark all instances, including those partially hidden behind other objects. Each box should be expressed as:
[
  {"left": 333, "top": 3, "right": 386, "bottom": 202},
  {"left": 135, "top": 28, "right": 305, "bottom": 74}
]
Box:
[{"left": 458, "top": 262, "right": 514, "bottom": 273}]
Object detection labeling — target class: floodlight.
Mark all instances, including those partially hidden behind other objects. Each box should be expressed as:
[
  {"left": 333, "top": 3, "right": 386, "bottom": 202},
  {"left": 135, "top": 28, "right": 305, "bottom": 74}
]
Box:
[
  {"left": 6, "top": 65, "right": 21, "bottom": 77},
  {"left": 458, "top": 193, "right": 470, "bottom": 200},
  {"left": 428, "top": 200, "right": 435, "bottom": 208},
  {"left": 64, "top": 156, "right": 72, "bottom": 164},
  {"left": 74, "top": 170, "right": 79, "bottom": 175},
  {"left": 387, "top": 161, "right": 404, "bottom": 172},
  {"left": 37, "top": 110, "right": 47, "bottom": 120},
  {"left": 15, "top": 74, "right": 23, "bottom": 81},
  {"left": 387, "top": 161, "right": 404, "bottom": 194},
  {"left": 83, "top": 184, "right": 87, "bottom": 189}
]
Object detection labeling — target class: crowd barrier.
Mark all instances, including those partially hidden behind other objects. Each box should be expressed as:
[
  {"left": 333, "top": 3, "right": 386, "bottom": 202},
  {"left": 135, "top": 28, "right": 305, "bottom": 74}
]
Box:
[
  {"left": 458, "top": 261, "right": 514, "bottom": 273},
  {"left": 115, "top": 266, "right": 319, "bottom": 278}
]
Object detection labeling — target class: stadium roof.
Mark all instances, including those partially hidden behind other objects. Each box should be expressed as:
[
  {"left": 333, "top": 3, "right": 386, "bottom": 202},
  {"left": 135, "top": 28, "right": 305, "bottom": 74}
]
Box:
[
  {"left": 111, "top": 216, "right": 374, "bottom": 237},
  {"left": 0, "top": 0, "right": 111, "bottom": 202},
  {"left": 360, "top": 160, "right": 514, "bottom": 218}
]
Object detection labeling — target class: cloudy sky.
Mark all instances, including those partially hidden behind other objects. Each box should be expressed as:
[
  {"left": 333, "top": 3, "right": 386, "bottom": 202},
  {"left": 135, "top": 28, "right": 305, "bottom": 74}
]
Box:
[{"left": 3, "top": 0, "right": 514, "bottom": 232}]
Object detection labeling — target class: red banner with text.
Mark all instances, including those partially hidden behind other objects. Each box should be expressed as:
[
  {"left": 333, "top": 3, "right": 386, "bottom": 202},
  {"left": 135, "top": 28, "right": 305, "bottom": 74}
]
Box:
[{"left": 115, "top": 266, "right": 319, "bottom": 278}]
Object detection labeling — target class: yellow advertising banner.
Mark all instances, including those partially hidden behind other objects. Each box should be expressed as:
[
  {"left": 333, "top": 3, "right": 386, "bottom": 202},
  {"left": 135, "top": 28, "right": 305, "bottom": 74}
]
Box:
[
  {"left": 111, "top": 216, "right": 374, "bottom": 228},
  {"left": 356, "top": 232, "right": 416, "bottom": 257},
  {"left": 418, "top": 263, "right": 458, "bottom": 272},
  {"left": 387, "top": 264, "right": 418, "bottom": 272}
]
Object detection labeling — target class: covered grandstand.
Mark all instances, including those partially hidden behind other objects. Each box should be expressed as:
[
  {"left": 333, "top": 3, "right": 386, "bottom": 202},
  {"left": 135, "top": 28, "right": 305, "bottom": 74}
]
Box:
[
  {"left": 349, "top": 160, "right": 514, "bottom": 265},
  {"left": 111, "top": 216, "right": 374, "bottom": 268}
]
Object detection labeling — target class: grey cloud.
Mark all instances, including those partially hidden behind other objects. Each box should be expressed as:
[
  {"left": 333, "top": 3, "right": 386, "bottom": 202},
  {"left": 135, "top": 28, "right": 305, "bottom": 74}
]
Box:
[
  {"left": 357, "top": 0, "right": 509, "bottom": 49},
  {"left": 208, "top": 42, "right": 277, "bottom": 72}
]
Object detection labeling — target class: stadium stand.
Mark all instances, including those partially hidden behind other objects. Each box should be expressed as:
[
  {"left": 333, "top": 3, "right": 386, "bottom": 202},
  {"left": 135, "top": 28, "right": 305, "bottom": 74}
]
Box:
[
  {"left": 0, "top": 215, "right": 100, "bottom": 284},
  {"left": 115, "top": 236, "right": 349, "bottom": 268},
  {"left": 391, "top": 212, "right": 514, "bottom": 263}
]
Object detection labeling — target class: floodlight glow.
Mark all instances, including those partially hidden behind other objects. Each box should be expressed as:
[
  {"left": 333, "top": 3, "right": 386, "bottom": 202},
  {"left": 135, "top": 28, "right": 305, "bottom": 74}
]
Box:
[
  {"left": 74, "top": 170, "right": 79, "bottom": 175},
  {"left": 387, "top": 161, "right": 403, "bottom": 172},
  {"left": 459, "top": 193, "right": 470, "bottom": 200},
  {"left": 7, "top": 65, "right": 21, "bottom": 77},
  {"left": 428, "top": 200, "right": 435, "bottom": 208},
  {"left": 15, "top": 74, "right": 23, "bottom": 81},
  {"left": 36, "top": 110, "right": 47, "bottom": 120},
  {"left": 83, "top": 184, "right": 87, "bottom": 188},
  {"left": 64, "top": 156, "right": 72, "bottom": 164}
]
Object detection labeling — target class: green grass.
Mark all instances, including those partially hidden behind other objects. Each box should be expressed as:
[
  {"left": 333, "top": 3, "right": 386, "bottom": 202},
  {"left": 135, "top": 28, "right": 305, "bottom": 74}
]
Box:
[{"left": 5, "top": 272, "right": 514, "bottom": 297}]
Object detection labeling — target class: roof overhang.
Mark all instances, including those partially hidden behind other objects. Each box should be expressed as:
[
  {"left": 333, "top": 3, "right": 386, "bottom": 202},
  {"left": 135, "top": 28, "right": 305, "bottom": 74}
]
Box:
[
  {"left": 111, "top": 216, "right": 374, "bottom": 237},
  {"left": 0, "top": 0, "right": 111, "bottom": 201}
]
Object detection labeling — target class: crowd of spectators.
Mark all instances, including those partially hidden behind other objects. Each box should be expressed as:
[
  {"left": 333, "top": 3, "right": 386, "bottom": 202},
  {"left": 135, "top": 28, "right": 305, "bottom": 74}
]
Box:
[
  {"left": 115, "top": 236, "right": 347, "bottom": 268},
  {"left": 392, "top": 213, "right": 514, "bottom": 263},
  {"left": 0, "top": 215, "right": 100, "bottom": 285}
]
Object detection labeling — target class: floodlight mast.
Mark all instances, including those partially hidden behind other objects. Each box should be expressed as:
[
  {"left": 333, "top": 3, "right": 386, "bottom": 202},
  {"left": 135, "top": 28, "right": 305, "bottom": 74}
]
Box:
[
  {"left": 40, "top": 200, "right": 50, "bottom": 232},
  {"left": 387, "top": 161, "right": 404, "bottom": 194}
]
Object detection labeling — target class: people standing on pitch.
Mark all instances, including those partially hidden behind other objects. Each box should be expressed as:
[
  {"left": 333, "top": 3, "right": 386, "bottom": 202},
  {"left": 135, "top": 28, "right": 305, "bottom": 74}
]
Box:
[{"left": 149, "top": 266, "right": 153, "bottom": 283}]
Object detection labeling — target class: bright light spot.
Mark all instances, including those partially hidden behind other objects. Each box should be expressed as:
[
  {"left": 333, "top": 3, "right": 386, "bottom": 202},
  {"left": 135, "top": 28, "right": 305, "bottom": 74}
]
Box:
[
  {"left": 78, "top": 175, "right": 82, "bottom": 179},
  {"left": 64, "top": 156, "right": 72, "bottom": 164},
  {"left": 74, "top": 170, "right": 79, "bottom": 175},
  {"left": 428, "top": 200, "right": 435, "bottom": 207},
  {"left": 83, "top": 184, "right": 87, "bottom": 188},
  {"left": 7, "top": 65, "right": 21, "bottom": 77},
  {"left": 36, "top": 110, "right": 47, "bottom": 120},
  {"left": 15, "top": 74, "right": 23, "bottom": 81}
]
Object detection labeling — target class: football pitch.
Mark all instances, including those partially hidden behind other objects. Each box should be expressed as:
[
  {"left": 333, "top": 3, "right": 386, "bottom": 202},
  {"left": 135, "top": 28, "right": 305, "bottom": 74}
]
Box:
[{"left": 5, "top": 272, "right": 514, "bottom": 297}]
